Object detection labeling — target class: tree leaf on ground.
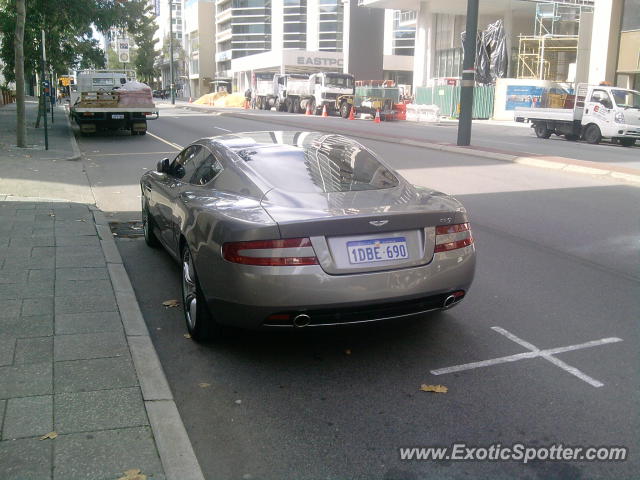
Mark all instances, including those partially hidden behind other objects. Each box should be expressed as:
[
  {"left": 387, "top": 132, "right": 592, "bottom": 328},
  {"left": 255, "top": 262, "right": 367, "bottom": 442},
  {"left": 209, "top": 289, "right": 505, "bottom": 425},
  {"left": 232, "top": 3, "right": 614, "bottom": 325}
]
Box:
[
  {"left": 199, "top": 382, "right": 211, "bottom": 388},
  {"left": 420, "top": 384, "right": 448, "bottom": 393},
  {"left": 344, "top": 349, "right": 352, "bottom": 355},
  {"left": 117, "top": 469, "right": 147, "bottom": 480},
  {"left": 162, "top": 299, "right": 179, "bottom": 308},
  {"left": 183, "top": 333, "right": 191, "bottom": 339},
  {"left": 39, "top": 431, "right": 57, "bottom": 440}
]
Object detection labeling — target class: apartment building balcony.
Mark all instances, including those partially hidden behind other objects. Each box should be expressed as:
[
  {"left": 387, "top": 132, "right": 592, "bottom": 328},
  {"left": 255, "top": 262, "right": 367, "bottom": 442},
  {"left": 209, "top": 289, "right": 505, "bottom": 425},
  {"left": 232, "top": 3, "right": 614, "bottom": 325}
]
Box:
[
  {"left": 216, "top": 7, "right": 232, "bottom": 23},
  {"left": 216, "top": 28, "right": 232, "bottom": 43}
]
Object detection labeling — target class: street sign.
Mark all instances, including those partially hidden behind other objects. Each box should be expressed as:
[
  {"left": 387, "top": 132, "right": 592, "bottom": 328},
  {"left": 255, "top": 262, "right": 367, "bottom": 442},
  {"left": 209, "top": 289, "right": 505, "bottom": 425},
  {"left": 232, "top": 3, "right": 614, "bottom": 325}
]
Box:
[{"left": 118, "top": 39, "right": 130, "bottom": 64}]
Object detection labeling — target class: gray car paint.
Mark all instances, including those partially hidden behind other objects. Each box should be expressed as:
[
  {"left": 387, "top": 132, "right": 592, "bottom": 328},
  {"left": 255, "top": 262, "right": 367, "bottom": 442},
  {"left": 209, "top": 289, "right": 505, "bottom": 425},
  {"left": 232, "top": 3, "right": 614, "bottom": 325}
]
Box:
[{"left": 141, "top": 131, "right": 475, "bottom": 329}]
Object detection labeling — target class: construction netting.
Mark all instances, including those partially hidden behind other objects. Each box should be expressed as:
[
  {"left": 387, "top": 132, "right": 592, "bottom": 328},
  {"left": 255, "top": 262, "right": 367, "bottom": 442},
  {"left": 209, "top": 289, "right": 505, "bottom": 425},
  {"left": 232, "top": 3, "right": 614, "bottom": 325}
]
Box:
[{"left": 462, "top": 18, "right": 508, "bottom": 85}]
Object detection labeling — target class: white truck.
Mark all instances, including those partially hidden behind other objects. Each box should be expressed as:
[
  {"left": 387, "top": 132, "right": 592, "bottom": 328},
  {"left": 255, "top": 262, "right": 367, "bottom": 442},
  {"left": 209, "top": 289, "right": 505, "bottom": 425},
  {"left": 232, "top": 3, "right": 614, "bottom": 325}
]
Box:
[
  {"left": 258, "top": 72, "right": 354, "bottom": 114},
  {"left": 69, "top": 70, "right": 159, "bottom": 136},
  {"left": 514, "top": 83, "right": 640, "bottom": 146}
]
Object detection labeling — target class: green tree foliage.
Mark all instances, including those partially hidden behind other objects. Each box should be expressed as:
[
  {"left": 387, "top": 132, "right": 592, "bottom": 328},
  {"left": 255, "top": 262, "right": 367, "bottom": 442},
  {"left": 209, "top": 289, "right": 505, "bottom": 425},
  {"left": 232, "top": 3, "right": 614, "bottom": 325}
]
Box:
[{"left": 0, "top": 0, "right": 157, "bottom": 82}]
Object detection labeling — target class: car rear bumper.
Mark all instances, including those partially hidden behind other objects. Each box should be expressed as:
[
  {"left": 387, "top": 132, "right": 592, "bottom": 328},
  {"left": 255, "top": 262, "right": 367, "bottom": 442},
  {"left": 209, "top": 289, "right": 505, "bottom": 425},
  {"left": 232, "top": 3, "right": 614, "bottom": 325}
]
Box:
[{"left": 198, "top": 246, "right": 475, "bottom": 329}]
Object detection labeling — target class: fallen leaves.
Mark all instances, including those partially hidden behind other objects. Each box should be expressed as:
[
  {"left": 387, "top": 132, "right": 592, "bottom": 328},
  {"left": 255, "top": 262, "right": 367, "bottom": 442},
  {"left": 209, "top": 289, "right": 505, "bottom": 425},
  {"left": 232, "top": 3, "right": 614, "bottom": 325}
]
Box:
[
  {"left": 162, "top": 299, "right": 179, "bottom": 308},
  {"left": 344, "top": 349, "right": 352, "bottom": 355},
  {"left": 183, "top": 333, "right": 191, "bottom": 339},
  {"left": 117, "top": 469, "right": 147, "bottom": 480},
  {"left": 420, "top": 384, "right": 448, "bottom": 394},
  {"left": 199, "top": 382, "right": 211, "bottom": 388},
  {"left": 39, "top": 431, "right": 58, "bottom": 440}
]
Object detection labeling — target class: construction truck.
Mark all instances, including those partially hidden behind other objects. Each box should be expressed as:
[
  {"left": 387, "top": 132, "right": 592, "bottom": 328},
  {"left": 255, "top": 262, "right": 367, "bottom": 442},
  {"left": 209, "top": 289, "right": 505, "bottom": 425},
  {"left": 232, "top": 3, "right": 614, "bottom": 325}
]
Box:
[
  {"left": 266, "top": 72, "right": 355, "bottom": 114},
  {"left": 514, "top": 83, "right": 640, "bottom": 146},
  {"left": 69, "top": 70, "right": 159, "bottom": 136},
  {"left": 334, "top": 81, "right": 401, "bottom": 120}
]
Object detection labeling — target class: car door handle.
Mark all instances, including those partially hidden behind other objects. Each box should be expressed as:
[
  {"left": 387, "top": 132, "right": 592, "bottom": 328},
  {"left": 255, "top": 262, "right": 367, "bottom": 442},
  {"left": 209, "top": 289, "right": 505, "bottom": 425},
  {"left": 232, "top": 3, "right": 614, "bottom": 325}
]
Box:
[{"left": 143, "top": 184, "right": 152, "bottom": 192}]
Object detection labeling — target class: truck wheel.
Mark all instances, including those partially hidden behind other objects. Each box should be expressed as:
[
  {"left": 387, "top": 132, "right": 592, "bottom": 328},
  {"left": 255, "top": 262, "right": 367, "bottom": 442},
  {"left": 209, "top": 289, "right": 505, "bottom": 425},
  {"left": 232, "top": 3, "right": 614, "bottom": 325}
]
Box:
[
  {"left": 584, "top": 124, "right": 602, "bottom": 144},
  {"left": 287, "top": 98, "right": 294, "bottom": 113},
  {"left": 618, "top": 138, "right": 635, "bottom": 147},
  {"left": 534, "top": 123, "right": 552, "bottom": 139},
  {"left": 293, "top": 98, "right": 301, "bottom": 113},
  {"left": 340, "top": 102, "right": 350, "bottom": 119}
]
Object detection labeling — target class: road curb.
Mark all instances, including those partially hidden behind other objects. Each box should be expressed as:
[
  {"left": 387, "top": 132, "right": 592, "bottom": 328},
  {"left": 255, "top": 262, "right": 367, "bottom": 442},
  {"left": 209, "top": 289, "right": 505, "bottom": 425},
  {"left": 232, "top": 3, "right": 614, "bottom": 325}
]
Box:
[
  {"left": 62, "top": 105, "right": 82, "bottom": 161},
  {"left": 92, "top": 209, "right": 205, "bottom": 480},
  {"left": 181, "top": 105, "right": 640, "bottom": 185}
]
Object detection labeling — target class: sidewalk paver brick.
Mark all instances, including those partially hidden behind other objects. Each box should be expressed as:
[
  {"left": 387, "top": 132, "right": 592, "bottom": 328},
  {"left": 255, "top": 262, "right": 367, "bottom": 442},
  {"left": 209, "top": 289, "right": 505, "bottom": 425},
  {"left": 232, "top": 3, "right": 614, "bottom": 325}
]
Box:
[
  {"left": 15, "top": 337, "right": 53, "bottom": 364},
  {"left": 54, "top": 331, "right": 128, "bottom": 361},
  {"left": 55, "top": 387, "right": 147, "bottom": 433},
  {"left": 54, "top": 294, "right": 117, "bottom": 315},
  {"left": 0, "top": 437, "right": 52, "bottom": 480},
  {"left": 55, "top": 266, "right": 109, "bottom": 281},
  {"left": 54, "top": 427, "right": 164, "bottom": 480},
  {"left": 2, "top": 395, "right": 53, "bottom": 440},
  {"left": 55, "top": 356, "right": 138, "bottom": 393},
  {"left": 0, "top": 362, "right": 52, "bottom": 399},
  {"left": 0, "top": 315, "right": 53, "bottom": 338},
  {"left": 55, "top": 311, "right": 122, "bottom": 335}
]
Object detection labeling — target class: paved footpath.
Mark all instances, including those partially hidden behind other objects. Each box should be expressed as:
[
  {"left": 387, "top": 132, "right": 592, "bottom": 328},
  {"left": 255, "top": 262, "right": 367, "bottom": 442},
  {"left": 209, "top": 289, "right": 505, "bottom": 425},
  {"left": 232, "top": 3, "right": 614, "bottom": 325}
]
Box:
[{"left": 0, "top": 101, "right": 203, "bottom": 479}]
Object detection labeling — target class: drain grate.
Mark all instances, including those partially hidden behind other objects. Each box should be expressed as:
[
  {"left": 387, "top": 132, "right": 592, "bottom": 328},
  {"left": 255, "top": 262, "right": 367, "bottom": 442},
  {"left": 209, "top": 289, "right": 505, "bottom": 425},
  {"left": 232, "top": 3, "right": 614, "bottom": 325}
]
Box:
[{"left": 109, "top": 221, "right": 144, "bottom": 238}]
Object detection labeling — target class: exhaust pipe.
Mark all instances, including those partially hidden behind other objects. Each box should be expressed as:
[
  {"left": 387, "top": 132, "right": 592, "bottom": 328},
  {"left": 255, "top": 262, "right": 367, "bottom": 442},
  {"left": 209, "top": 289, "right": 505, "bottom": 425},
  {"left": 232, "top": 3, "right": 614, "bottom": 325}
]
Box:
[
  {"left": 443, "top": 295, "right": 457, "bottom": 308},
  {"left": 293, "top": 314, "right": 311, "bottom": 328}
]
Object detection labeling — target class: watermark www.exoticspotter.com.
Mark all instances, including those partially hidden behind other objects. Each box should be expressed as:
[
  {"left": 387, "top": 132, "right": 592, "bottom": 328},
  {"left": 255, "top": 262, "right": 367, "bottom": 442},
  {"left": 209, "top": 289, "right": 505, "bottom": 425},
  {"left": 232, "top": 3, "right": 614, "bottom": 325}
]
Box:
[{"left": 399, "top": 444, "right": 627, "bottom": 464}]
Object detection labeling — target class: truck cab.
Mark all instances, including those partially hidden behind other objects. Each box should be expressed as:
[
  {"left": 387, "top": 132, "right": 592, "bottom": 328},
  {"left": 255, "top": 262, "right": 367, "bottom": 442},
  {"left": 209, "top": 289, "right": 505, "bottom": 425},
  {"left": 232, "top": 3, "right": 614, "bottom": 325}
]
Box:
[
  {"left": 579, "top": 85, "right": 640, "bottom": 144},
  {"left": 309, "top": 72, "right": 355, "bottom": 109}
]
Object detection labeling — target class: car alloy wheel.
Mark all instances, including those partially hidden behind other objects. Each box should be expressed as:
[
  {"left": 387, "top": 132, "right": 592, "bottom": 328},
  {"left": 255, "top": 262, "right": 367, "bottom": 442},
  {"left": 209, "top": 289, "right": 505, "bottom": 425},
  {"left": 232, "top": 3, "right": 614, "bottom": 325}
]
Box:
[{"left": 181, "top": 246, "right": 220, "bottom": 341}]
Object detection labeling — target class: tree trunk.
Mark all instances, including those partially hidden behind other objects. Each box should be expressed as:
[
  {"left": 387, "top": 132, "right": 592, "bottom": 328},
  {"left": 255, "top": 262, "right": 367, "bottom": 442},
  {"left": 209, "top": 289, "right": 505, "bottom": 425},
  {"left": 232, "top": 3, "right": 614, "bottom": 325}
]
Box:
[{"left": 14, "top": 0, "right": 27, "bottom": 147}]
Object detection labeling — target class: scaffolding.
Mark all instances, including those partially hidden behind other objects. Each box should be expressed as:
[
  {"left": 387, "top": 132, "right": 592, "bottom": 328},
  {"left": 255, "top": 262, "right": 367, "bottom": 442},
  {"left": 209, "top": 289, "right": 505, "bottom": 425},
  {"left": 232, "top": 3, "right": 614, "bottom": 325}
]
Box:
[{"left": 517, "top": 1, "right": 593, "bottom": 81}]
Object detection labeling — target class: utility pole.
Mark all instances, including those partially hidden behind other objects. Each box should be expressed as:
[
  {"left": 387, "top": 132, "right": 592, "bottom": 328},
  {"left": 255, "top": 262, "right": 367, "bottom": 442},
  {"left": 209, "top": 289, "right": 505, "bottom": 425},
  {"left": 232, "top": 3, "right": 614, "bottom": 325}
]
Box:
[
  {"left": 168, "top": 0, "right": 175, "bottom": 105},
  {"left": 457, "top": 0, "right": 479, "bottom": 146},
  {"left": 41, "top": 29, "right": 49, "bottom": 150}
]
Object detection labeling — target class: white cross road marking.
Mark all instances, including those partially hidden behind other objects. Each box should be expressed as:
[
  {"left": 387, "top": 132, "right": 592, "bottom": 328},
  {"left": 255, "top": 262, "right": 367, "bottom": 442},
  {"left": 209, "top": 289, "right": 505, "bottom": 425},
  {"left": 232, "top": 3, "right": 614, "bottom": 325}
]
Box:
[{"left": 430, "top": 326, "right": 623, "bottom": 388}]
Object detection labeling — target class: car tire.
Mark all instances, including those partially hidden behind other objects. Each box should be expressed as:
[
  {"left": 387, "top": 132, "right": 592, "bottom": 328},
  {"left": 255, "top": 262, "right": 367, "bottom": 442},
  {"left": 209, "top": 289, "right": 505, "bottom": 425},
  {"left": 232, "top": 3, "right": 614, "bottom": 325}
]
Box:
[
  {"left": 142, "top": 198, "right": 161, "bottom": 248},
  {"left": 584, "top": 124, "right": 602, "bottom": 144},
  {"left": 181, "top": 246, "right": 221, "bottom": 342},
  {"left": 534, "top": 123, "right": 552, "bottom": 139},
  {"left": 340, "top": 102, "right": 350, "bottom": 119},
  {"left": 618, "top": 138, "right": 636, "bottom": 147}
]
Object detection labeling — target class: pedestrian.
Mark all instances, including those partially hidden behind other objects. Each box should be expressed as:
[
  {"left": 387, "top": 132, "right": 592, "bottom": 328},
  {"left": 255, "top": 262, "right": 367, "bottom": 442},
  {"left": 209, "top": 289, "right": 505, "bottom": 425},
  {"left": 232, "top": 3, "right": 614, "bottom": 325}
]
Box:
[{"left": 244, "top": 87, "right": 252, "bottom": 108}]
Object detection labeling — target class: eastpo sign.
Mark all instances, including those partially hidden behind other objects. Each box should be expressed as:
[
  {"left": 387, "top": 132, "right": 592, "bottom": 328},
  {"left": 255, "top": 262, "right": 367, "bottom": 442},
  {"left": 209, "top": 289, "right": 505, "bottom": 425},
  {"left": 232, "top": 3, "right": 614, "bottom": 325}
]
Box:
[{"left": 296, "top": 56, "right": 344, "bottom": 67}]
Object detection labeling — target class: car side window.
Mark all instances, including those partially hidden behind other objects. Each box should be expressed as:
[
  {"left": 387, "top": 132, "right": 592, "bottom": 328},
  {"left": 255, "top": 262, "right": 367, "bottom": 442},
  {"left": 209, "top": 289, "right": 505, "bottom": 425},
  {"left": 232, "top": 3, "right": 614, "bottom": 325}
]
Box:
[
  {"left": 170, "top": 145, "right": 202, "bottom": 180},
  {"left": 590, "top": 90, "right": 613, "bottom": 109},
  {"left": 190, "top": 152, "right": 224, "bottom": 186}
]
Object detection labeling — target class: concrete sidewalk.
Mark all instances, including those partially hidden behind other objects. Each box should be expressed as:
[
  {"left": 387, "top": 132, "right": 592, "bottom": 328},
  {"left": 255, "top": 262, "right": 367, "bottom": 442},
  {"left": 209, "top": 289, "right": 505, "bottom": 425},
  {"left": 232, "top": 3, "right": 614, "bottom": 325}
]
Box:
[{"left": 0, "top": 102, "right": 203, "bottom": 479}]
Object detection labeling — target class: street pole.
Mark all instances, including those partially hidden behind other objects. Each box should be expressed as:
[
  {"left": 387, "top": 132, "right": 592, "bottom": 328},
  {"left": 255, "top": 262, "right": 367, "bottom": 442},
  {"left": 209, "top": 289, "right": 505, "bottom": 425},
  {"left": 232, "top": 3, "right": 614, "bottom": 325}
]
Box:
[
  {"left": 41, "top": 29, "right": 49, "bottom": 150},
  {"left": 457, "top": 0, "right": 479, "bottom": 146},
  {"left": 169, "top": 0, "right": 175, "bottom": 105}
]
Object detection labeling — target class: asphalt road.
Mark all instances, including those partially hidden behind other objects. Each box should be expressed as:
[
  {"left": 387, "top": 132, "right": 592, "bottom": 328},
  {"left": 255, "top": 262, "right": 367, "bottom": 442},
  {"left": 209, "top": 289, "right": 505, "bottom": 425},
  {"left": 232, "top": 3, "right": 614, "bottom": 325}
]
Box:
[{"left": 76, "top": 107, "right": 640, "bottom": 479}]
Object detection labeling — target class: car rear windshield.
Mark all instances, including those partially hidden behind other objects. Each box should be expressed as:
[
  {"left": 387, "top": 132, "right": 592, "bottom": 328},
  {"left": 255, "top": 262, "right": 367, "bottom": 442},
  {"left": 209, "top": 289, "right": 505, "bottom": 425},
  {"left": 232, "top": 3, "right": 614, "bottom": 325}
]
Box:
[{"left": 240, "top": 136, "right": 399, "bottom": 193}]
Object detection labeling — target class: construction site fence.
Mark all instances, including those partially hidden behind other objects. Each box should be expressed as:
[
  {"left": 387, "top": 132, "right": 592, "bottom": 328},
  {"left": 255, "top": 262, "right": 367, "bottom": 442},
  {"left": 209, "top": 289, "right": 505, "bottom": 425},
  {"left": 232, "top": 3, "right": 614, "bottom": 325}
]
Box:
[{"left": 415, "top": 85, "right": 495, "bottom": 119}]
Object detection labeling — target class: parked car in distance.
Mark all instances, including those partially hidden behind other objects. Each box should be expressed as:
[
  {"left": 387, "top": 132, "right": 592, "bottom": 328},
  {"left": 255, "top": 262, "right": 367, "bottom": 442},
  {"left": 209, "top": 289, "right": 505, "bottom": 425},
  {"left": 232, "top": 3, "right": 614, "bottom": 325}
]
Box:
[{"left": 140, "top": 131, "right": 476, "bottom": 341}]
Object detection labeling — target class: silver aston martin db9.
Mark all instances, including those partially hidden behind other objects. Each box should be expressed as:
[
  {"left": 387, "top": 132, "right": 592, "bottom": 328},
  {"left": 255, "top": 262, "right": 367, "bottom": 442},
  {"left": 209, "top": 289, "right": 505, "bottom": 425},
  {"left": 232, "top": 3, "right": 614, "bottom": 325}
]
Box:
[{"left": 141, "top": 131, "right": 475, "bottom": 341}]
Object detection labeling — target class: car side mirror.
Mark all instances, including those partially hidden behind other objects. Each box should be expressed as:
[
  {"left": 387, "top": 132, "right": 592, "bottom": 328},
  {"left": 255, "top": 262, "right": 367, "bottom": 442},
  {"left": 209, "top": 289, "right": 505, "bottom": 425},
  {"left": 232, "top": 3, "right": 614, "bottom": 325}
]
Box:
[{"left": 157, "top": 158, "right": 170, "bottom": 174}]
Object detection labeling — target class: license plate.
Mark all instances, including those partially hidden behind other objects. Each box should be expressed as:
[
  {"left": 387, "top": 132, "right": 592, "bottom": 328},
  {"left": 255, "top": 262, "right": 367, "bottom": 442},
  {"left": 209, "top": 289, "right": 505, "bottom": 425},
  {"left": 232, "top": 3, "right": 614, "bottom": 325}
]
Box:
[
  {"left": 111, "top": 114, "right": 125, "bottom": 119},
  {"left": 347, "top": 237, "right": 409, "bottom": 264}
]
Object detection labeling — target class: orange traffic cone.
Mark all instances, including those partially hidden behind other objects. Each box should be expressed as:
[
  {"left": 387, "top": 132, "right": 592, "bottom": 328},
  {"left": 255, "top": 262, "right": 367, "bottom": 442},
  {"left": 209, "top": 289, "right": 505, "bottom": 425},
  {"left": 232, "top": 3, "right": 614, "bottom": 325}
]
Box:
[
  {"left": 188, "top": 97, "right": 192, "bottom": 103},
  {"left": 244, "top": 100, "right": 249, "bottom": 109},
  {"left": 348, "top": 106, "right": 355, "bottom": 120},
  {"left": 321, "top": 105, "right": 328, "bottom": 117},
  {"left": 374, "top": 109, "right": 381, "bottom": 123},
  {"left": 305, "top": 103, "right": 312, "bottom": 115}
]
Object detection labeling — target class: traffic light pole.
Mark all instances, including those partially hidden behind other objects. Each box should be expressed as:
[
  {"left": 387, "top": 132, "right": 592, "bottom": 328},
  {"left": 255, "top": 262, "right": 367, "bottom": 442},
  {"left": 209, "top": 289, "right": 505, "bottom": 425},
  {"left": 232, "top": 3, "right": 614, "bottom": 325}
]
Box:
[
  {"left": 457, "top": 0, "right": 479, "bottom": 146},
  {"left": 169, "top": 0, "right": 175, "bottom": 105}
]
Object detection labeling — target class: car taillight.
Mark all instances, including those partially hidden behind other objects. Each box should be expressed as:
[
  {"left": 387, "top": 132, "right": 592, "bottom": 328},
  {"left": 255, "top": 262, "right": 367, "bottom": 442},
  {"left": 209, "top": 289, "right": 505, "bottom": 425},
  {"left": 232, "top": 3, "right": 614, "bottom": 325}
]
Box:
[
  {"left": 222, "top": 238, "right": 318, "bottom": 266},
  {"left": 434, "top": 223, "right": 474, "bottom": 253}
]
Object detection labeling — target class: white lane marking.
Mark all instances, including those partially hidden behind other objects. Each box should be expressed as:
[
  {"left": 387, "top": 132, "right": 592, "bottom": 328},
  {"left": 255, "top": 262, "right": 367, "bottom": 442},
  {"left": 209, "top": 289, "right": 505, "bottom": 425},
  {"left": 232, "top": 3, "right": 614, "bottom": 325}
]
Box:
[
  {"left": 492, "top": 326, "right": 540, "bottom": 351},
  {"left": 213, "top": 126, "right": 231, "bottom": 132},
  {"left": 146, "top": 131, "right": 183, "bottom": 150},
  {"left": 430, "top": 326, "right": 622, "bottom": 388}
]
